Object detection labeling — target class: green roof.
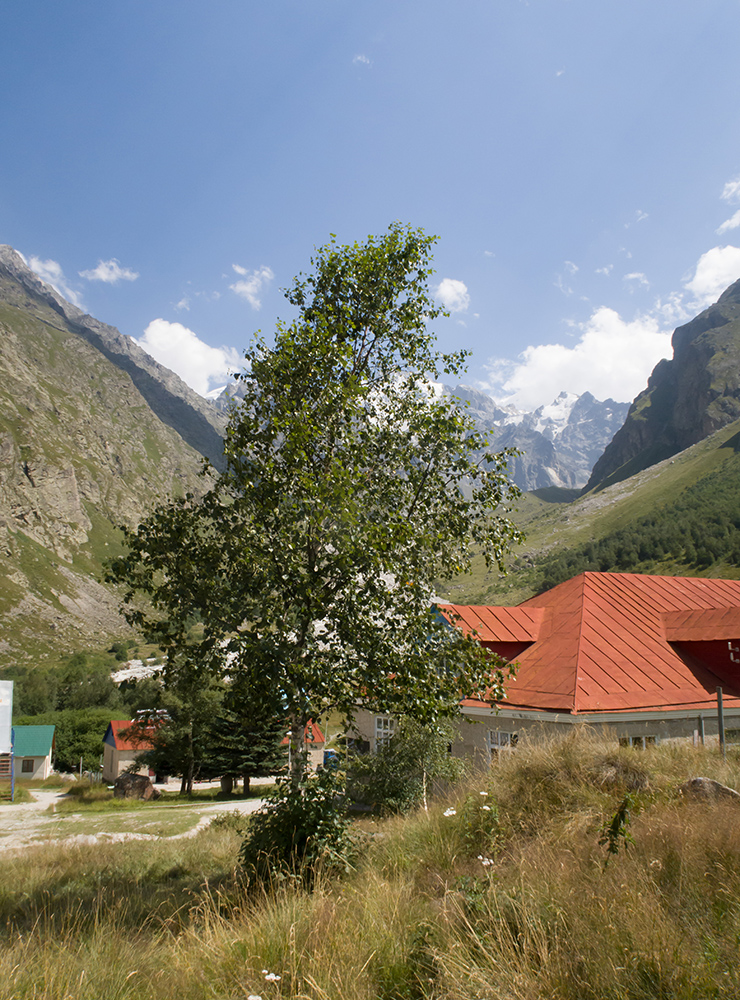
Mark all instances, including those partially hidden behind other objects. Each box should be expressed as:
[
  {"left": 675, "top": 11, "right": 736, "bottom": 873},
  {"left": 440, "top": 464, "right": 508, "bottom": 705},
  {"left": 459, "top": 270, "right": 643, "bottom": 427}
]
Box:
[{"left": 12, "top": 725, "right": 55, "bottom": 757}]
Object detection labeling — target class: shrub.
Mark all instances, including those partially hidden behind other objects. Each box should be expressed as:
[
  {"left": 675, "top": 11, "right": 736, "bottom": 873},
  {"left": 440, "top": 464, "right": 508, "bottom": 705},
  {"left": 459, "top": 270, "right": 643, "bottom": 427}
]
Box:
[{"left": 239, "top": 769, "right": 357, "bottom": 883}]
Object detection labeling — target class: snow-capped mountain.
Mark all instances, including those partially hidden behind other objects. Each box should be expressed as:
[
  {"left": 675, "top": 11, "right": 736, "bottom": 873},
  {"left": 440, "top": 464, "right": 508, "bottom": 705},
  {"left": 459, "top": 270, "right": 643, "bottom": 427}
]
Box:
[
  {"left": 443, "top": 385, "right": 629, "bottom": 492},
  {"left": 213, "top": 378, "right": 628, "bottom": 493}
]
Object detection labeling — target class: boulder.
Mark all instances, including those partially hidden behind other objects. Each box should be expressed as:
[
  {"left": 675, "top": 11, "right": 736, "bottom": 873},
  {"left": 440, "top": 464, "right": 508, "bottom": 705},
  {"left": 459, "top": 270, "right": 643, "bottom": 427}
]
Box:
[
  {"left": 113, "top": 772, "right": 161, "bottom": 800},
  {"left": 678, "top": 776, "right": 740, "bottom": 804}
]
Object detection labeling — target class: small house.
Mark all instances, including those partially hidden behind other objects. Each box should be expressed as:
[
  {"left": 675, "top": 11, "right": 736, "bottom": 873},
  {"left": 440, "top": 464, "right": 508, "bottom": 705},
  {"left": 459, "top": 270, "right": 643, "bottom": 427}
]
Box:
[
  {"left": 11, "top": 725, "right": 55, "bottom": 780},
  {"left": 102, "top": 719, "right": 156, "bottom": 783}
]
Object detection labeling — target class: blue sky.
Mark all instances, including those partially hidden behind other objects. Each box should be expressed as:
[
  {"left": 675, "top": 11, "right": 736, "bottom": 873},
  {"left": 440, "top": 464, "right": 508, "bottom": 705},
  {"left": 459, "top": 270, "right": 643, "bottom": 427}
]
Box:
[{"left": 2, "top": 0, "right": 740, "bottom": 410}]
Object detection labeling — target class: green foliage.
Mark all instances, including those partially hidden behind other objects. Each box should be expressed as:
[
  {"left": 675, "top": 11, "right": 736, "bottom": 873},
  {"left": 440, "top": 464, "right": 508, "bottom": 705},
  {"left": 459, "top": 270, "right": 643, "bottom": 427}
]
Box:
[
  {"left": 350, "top": 717, "right": 464, "bottom": 813},
  {"left": 108, "top": 224, "right": 522, "bottom": 784},
  {"left": 199, "top": 686, "right": 288, "bottom": 792},
  {"left": 13, "top": 707, "right": 119, "bottom": 771},
  {"left": 537, "top": 453, "right": 740, "bottom": 590},
  {"left": 239, "top": 768, "right": 356, "bottom": 882},
  {"left": 599, "top": 791, "right": 637, "bottom": 864}
]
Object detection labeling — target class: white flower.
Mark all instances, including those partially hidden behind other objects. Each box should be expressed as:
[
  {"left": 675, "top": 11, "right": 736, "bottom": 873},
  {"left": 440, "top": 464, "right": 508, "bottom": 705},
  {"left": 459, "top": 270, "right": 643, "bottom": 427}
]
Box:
[
  {"left": 477, "top": 855, "right": 495, "bottom": 866},
  {"left": 481, "top": 805, "right": 491, "bottom": 811},
  {"left": 443, "top": 808, "right": 456, "bottom": 817},
  {"left": 264, "top": 973, "right": 282, "bottom": 982},
  {"left": 479, "top": 791, "right": 488, "bottom": 796},
  {"left": 248, "top": 995, "right": 263, "bottom": 999}
]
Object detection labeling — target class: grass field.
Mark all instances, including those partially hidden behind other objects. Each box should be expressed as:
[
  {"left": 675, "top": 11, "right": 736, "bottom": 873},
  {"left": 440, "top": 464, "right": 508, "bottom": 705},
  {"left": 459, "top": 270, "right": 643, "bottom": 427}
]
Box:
[{"left": 3, "top": 730, "right": 740, "bottom": 998}]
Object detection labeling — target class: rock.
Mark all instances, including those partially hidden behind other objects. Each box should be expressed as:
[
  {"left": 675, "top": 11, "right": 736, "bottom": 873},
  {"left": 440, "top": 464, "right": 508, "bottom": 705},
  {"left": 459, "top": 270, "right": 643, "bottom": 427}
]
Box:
[
  {"left": 678, "top": 776, "right": 740, "bottom": 803},
  {"left": 113, "top": 772, "right": 161, "bottom": 800}
]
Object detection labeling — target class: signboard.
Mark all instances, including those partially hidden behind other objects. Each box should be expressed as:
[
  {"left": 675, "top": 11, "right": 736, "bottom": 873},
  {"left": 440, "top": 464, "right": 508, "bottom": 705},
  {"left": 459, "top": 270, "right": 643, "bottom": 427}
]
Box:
[{"left": 0, "top": 680, "right": 12, "bottom": 754}]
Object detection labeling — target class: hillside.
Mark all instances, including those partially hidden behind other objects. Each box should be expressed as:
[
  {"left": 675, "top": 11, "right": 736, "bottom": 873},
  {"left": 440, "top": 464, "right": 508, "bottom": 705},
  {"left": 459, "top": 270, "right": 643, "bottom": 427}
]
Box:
[
  {"left": 0, "top": 247, "right": 226, "bottom": 668},
  {"left": 442, "top": 416, "right": 740, "bottom": 606},
  {"left": 586, "top": 277, "right": 740, "bottom": 491}
]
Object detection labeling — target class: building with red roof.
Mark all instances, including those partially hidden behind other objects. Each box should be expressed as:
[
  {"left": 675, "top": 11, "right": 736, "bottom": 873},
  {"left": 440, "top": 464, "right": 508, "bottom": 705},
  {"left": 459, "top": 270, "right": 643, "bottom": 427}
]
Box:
[
  {"left": 102, "top": 719, "right": 157, "bottom": 782},
  {"left": 354, "top": 573, "right": 740, "bottom": 762},
  {"left": 440, "top": 572, "right": 740, "bottom": 759}
]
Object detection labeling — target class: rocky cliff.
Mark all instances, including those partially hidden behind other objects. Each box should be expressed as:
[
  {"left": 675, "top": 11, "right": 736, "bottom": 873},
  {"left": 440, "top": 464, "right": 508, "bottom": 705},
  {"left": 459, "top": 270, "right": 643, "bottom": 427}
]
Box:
[
  {"left": 0, "top": 247, "right": 226, "bottom": 667},
  {"left": 441, "top": 386, "right": 629, "bottom": 491},
  {"left": 585, "top": 278, "right": 740, "bottom": 492}
]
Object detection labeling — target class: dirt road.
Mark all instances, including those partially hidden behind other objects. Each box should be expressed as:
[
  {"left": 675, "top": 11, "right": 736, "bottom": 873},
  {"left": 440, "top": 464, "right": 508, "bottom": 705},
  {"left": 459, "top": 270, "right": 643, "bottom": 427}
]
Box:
[{"left": 0, "top": 789, "right": 265, "bottom": 853}]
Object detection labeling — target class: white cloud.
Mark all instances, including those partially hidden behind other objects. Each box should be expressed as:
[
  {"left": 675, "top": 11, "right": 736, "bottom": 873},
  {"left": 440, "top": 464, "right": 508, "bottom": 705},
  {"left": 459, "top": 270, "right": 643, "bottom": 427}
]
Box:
[
  {"left": 353, "top": 54, "right": 372, "bottom": 66},
  {"left": 28, "top": 256, "right": 84, "bottom": 307},
  {"left": 564, "top": 260, "right": 578, "bottom": 275},
  {"left": 435, "top": 278, "right": 470, "bottom": 313},
  {"left": 230, "top": 264, "right": 274, "bottom": 310},
  {"left": 480, "top": 242, "right": 740, "bottom": 412},
  {"left": 624, "top": 209, "right": 648, "bottom": 229},
  {"left": 683, "top": 245, "right": 740, "bottom": 308},
  {"left": 483, "top": 308, "right": 672, "bottom": 410},
  {"left": 174, "top": 296, "right": 190, "bottom": 311},
  {"left": 721, "top": 177, "right": 740, "bottom": 203},
  {"left": 79, "top": 258, "right": 139, "bottom": 283},
  {"left": 717, "top": 210, "right": 740, "bottom": 235},
  {"left": 624, "top": 272, "right": 650, "bottom": 289},
  {"left": 596, "top": 265, "right": 613, "bottom": 276},
  {"left": 134, "top": 319, "right": 241, "bottom": 396}
]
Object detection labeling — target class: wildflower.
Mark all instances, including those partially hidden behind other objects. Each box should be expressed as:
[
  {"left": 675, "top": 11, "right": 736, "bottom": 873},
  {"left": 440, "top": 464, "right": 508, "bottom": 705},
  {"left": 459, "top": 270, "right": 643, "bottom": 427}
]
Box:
[
  {"left": 443, "top": 807, "right": 456, "bottom": 817},
  {"left": 479, "top": 791, "right": 488, "bottom": 796},
  {"left": 264, "top": 973, "right": 282, "bottom": 982},
  {"left": 248, "top": 995, "right": 263, "bottom": 1000},
  {"left": 481, "top": 805, "right": 491, "bottom": 811},
  {"left": 477, "top": 855, "right": 495, "bottom": 866}
]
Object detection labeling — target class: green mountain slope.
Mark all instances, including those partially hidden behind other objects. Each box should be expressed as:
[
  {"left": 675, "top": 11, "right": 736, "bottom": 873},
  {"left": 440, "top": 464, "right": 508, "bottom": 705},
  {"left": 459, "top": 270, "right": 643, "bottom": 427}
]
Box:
[
  {"left": 442, "top": 418, "right": 740, "bottom": 606},
  {"left": 0, "top": 248, "right": 226, "bottom": 669}
]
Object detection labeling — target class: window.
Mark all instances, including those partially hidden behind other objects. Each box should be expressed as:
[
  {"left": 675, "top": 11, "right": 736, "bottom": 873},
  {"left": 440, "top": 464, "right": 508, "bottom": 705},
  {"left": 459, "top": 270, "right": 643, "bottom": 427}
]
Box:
[
  {"left": 488, "top": 730, "right": 518, "bottom": 759},
  {"left": 375, "top": 716, "right": 396, "bottom": 749},
  {"left": 21, "top": 758, "right": 34, "bottom": 773},
  {"left": 619, "top": 735, "right": 658, "bottom": 749}
]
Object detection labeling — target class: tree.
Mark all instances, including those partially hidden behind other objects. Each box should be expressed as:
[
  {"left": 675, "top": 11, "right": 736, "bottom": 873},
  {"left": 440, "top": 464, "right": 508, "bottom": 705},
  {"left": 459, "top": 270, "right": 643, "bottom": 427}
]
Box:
[
  {"left": 109, "top": 223, "right": 522, "bottom": 785},
  {"left": 349, "top": 717, "right": 464, "bottom": 814},
  {"left": 199, "top": 684, "right": 288, "bottom": 794}
]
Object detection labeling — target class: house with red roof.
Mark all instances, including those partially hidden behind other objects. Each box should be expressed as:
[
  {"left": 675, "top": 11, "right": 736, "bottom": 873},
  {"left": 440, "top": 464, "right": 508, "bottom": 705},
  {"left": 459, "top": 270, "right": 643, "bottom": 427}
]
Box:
[
  {"left": 281, "top": 719, "right": 326, "bottom": 771},
  {"left": 354, "top": 573, "right": 740, "bottom": 761},
  {"left": 102, "top": 719, "right": 157, "bottom": 783}
]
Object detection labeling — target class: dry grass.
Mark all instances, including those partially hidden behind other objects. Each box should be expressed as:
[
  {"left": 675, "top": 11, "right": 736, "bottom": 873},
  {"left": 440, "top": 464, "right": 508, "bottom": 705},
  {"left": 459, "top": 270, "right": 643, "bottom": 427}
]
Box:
[{"left": 3, "top": 729, "right": 740, "bottom": 998}]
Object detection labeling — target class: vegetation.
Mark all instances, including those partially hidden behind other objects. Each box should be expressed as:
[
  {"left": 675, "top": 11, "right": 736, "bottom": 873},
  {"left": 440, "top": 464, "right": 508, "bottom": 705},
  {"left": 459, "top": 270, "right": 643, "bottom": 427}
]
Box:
[
  {"left": 4, "top": 730, "right": 740, "bottom": 997},
  {"left": 109, "top": 224, "right": 522, "bottom": 785},
  {"left": 536, "top": 444, "right": 740, "bottom": 591},
  {"left": 349, "top": 717, "right": 464, "bottom": 814}
]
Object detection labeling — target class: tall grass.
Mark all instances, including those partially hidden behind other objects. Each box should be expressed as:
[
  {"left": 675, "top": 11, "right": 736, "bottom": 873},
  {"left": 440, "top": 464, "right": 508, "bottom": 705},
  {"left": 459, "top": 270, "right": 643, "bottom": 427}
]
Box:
[{"left": 3, "top": 729, "right": 740, "bottom": 998}]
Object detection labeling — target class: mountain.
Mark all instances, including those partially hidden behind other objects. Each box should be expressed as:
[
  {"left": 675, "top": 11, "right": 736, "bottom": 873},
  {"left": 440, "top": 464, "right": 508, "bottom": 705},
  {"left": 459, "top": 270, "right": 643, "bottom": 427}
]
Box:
[
  {"left": 441, "top": 386, "right": 629, "bottom": 491},
  {"left": 445, "top": 414, "right": 740, "bottom": 607},
  {"left": 212, "top": 381, "right": 628, "bottom": 492},
  {"left": 585, "top": 278, "right": 740, "bottom": 492},
  {"left": 0, "top": 246, "right": 226, "bottom": 668}
]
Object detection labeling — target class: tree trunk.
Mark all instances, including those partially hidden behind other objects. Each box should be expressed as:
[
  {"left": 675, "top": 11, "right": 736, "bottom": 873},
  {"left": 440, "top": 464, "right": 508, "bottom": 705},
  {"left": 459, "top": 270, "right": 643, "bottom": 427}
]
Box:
[
  {"left": 242, "top": 773, "right": 251, "bottom": 797},
  {"left": 220, "top": 775, "right": 233, "bottom": 795},
  {"left": 289, "top": 714, "right": 307, "bottom": 787}
]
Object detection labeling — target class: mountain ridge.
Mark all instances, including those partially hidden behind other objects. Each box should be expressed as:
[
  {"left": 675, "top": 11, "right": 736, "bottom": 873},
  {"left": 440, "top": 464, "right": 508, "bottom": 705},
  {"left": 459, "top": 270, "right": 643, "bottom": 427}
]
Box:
[{"left": 585, "top": 278, "right": 740, "bottom": 491}]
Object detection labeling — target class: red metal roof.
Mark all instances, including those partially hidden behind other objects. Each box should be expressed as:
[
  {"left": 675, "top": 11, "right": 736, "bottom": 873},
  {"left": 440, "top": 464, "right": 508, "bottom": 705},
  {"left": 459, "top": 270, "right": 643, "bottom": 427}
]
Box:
[
  {"left": 441, "top": 572, "right": 740, "bottom": 715},
  {"left": 280, "top": 720, "right": 325, "bottom": 746},
  {"left": 105, "top": 720, "right": 156, "bottom": 752}
]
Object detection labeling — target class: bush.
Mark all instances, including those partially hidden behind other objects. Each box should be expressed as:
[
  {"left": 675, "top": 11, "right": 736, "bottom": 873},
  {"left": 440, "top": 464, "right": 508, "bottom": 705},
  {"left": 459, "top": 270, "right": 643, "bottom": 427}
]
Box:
[
  {"left": 239, "top": 768, "right": 356, "bottom": 883},
  {"left": 349, "top": 717, "right": 464, "bottom": 814}
]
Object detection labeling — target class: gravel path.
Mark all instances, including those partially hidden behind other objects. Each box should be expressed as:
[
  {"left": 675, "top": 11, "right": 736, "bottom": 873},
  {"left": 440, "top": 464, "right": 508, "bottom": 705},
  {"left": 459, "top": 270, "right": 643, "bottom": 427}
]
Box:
[{"left": 0, "top": 789, "right": 265, "bottom": 853}]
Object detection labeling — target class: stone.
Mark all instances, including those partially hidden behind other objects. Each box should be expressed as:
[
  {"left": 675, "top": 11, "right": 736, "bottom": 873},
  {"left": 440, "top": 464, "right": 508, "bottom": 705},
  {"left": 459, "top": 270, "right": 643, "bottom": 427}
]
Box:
[
  {"left": 113, "top": 772, "right": 161, "bottom": 800},
  {"left": 678, "top": 776, "right": 740, "bottom": 803}
]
